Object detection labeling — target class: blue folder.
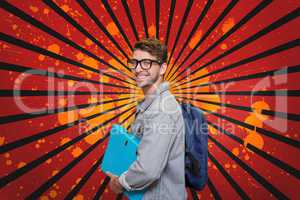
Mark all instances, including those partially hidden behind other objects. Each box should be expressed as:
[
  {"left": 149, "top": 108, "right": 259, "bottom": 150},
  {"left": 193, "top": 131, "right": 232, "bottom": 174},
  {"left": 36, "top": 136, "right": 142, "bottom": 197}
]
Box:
[{"left": 101, "top": 124, "right": 145, "bottom": 200}]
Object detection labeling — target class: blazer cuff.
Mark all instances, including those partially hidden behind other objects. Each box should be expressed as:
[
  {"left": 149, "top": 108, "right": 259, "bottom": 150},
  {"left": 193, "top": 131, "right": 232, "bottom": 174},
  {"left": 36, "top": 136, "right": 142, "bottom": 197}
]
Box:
[{"left": 119, "top": 172, "right": 132, "bottom": 191}]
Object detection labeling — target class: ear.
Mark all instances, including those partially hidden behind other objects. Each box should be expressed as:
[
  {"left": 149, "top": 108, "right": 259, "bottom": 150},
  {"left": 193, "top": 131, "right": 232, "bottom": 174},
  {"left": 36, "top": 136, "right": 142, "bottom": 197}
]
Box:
[{"left": 159, "top": 63, "right": 167, "bottom": 76}]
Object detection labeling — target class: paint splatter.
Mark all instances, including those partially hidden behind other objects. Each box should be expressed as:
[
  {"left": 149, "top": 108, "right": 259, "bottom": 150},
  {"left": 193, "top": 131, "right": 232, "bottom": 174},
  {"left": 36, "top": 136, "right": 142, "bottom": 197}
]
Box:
[
  {"left": 73, "top": 194, "right": 84, "bottom": 200},
  {"left": 57, "top": 110, "right": 79, "bottom": 125},
  {"left": 47, "top": 44, "right": 60, "bottom": 54},
  {"left": 106, "top": 22, "right": 119, "bottom": 36},
  {"left": 84, "top": 38, "right": 93, "bottom": 46},
  {"left": 71, "top": 147, "right": 83, "bottom": 158},
  {"left": 29, "top": 6, "right": 39, "bottom": 13},
  {"left": 189, "top": 30, "right": 202, "bottom": 49},
  {"left": 220, "top": 43, "right": 227, "bottom": 50},
  {"left": 49, "top": 190, "right": 57, "bottom": 198},
  {"left": 0, "top": 137, "right": 5, "bottom": 145},
  {"left": 148, "top": 24, "right": 156, "bottom": 37},
  {"left": 222, "top": 18, "right": 235, "bottom": 34},
  {"left": 244, "top": 131, "right": 264, "bottom": 150}
]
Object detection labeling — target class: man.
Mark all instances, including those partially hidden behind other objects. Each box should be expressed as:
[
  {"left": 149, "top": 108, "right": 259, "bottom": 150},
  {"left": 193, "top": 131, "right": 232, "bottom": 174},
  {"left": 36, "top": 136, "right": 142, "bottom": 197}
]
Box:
[{"left": 107, "top": 38, "right": 187, "bottom": 200}]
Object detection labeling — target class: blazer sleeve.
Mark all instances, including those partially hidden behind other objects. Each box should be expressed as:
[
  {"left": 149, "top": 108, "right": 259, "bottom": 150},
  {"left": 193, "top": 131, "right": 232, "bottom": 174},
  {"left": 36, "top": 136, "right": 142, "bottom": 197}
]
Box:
[{"left": 119, "top": 112, "right": 180, "bottom": 191}]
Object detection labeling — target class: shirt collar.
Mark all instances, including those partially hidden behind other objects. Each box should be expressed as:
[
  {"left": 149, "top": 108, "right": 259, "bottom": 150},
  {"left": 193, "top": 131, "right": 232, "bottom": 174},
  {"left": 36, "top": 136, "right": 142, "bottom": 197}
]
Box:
[{"left": 137, "top": 81, "right": 170, "bottom": 113}]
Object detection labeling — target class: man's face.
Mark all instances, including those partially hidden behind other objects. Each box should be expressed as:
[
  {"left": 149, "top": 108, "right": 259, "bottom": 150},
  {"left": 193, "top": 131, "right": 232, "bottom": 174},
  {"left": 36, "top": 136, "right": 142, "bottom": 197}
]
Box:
[{"left": 131, "top": 49, "right": 162, "bottom": 88}]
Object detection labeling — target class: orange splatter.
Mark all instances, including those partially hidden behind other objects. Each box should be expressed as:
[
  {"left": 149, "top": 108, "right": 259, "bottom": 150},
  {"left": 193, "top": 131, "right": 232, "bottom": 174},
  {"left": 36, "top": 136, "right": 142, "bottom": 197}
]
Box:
[
  {"left": 82, "top": 57, "right": 98, "bottom": 70},
  {"left": 66, "top": 25, "right": 71, "bottom": 36},
  {"left": 17, "top": 162, "right": 26, "bottom": 168},
  {"left": 73, "top": 194, "right": 84, "bottom": 200},
  {"left": 244, "top": 115, "right": 263, "bottom": 134},
  {"left": 12, "top": 24, "right": 18, "bottom": 30},
  {"left": 208, "top": 125, "right": 218, "bottom": 135},
  {"left": 222, "top": 18, "right": 235, "bottom": 34},
  {"left": 57, "top": 110, "right": 79, "bottom": 125},
  {"left": 232, "top": 147, "right": 239, "bottom": 156},
  {"left": 88, "top": 97, "right": 98, "bottom": 104},
  {"left": 242, "top": 100, "right": 269, "bottom": 152},
  {"left": 220, "top": 43, "right": 227, "bottom": 50},
  {"left": 46, "top": 159, "right": 52, "bottom": 164},
  {"left": 68, "top": 80, "right": 76, "bottom": 87},
  {"left": 76, "top": 178, "right": 82, "bottom": 183},
  {"left": 47, "top": 44, "right": 60, "bottom": 54},
  {"left": 244, "top": 132, "right": 264, "bottom": 150},
  {"left": 71, "top": 147, "right": 83, "bottom": 158},
  {"left": 60, "top": 137, "right": 71, "bottom": 145},
  {"left": 52, "top": 170, "right": 59, "bottom": 176},
  {"left": 4, "top": 153, "right": 10, "bottom": 158},
  {"left": 49, "top": 190, "right": 57, "bottom": 198},
  {"left": 29, "top": 6, "right": 39, "bottom": 13},
  {"left": 0, "top": 137, "right": 5, "bottom": 145},
  {"left": 99, "top": 74, "right": 110, "bottom": 83},
  {"left": 84, "top": 38, "right": 93, "bottom": 46},
  {"left": 189, "top": 30, "right": 202, "bottom": 49},
  {"left": 61, "top": 5, "right": 70, "bottom": 12},
  {"left": 244, "top": 154, "right": 250, "bottom": 161},
  {"left": 208, "top": 161, "right": 211, "bottom": 167},
  {"left": 148, "top": 24, "right": 156, "bottom": 37},
  {"left": 43, "top": 8, "right": 49, "bottom": 14},
  {"left": 251, "top": 101, "right": 270, "bottom": 121},
  {"left": 38, "top": 54, "right": 45, "bottom": 61},
  {"left": 225, "top": 163, "right": 231, "bottom": 169},
  {"left": 40, "top": 195, "right": 49, "bottom": 200},
  {"left": 106, "top": 22, "right": 119, "bottom": 36},
  {"left": 76, "top": 52, "right": 85, "bottom": 60},
  {"left": 58, "top": 98, "right": 67, "bottom": 107},
  {"left": 6, "top": 160, "right": 12, "bottom": 165}
]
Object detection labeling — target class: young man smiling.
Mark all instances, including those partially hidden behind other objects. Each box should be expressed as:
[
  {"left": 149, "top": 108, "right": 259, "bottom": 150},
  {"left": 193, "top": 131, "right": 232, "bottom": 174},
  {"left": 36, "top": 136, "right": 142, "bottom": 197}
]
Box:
[{"left": 107, "top": 38, "right": 187, "bottom": 200}]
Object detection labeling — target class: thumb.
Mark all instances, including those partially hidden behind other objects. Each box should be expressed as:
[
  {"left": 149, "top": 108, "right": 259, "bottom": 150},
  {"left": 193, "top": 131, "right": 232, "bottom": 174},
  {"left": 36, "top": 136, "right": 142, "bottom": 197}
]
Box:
[{"left": 105, "top": 171, "right": 114, "bottom": 178}]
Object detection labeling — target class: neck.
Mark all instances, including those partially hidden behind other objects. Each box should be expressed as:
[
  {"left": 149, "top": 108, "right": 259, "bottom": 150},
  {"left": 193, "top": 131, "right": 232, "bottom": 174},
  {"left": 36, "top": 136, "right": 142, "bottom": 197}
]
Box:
[{"left": 142, "top": 77, "right": 163, "bottom": 97}]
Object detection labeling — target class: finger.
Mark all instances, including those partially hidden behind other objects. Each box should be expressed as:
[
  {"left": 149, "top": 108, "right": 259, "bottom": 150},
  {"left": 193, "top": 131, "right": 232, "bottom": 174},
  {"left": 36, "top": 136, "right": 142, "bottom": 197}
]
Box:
[{"left": 105, "top": 171, "right": 113, "bottom": 178}]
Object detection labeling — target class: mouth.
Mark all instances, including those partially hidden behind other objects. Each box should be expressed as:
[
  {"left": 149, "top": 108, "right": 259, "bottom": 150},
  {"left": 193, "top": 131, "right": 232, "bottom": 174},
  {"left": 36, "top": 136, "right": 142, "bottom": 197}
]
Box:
[{"left": 136, "top": 75, "right": 148, "bottom": 81}]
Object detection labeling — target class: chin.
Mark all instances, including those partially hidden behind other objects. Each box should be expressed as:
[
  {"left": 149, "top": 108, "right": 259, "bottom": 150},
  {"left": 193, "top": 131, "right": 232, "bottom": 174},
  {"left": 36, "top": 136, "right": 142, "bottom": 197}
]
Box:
[{"left": 137, "top": 80, "right": 151, "bottom": 88}]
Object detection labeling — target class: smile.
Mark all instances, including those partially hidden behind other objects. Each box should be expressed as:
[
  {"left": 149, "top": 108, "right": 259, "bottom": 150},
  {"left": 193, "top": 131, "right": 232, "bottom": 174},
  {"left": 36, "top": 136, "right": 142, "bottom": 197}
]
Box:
[{"left": 136, "top": 75, "right": 148, "bottom": 80}]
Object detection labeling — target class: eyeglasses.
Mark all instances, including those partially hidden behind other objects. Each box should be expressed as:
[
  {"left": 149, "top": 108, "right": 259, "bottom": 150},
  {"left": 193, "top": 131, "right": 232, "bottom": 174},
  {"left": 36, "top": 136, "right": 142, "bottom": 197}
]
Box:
[{"left": 127, "top": 59, "right": 162, "bottom": 70}]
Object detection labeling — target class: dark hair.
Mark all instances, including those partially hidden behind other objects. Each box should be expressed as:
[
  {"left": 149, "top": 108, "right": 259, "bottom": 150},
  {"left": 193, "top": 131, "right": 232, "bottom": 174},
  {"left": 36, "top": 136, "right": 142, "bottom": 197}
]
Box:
[{"left": 133, "top": 38, "right": 168, "bottom": 63}]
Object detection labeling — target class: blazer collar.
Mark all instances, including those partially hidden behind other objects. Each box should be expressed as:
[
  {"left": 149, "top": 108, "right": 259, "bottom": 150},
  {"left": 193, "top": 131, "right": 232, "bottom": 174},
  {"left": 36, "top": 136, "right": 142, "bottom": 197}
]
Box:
[{"left": 137, "top": 81, "right": 170, "bottom": 113}]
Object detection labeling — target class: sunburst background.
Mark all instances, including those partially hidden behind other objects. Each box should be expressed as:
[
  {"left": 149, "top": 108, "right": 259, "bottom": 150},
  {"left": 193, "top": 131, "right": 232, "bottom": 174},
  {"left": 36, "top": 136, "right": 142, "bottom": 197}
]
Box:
[{"left": 0, "top": 0, "right": 299, "bottom": 199}]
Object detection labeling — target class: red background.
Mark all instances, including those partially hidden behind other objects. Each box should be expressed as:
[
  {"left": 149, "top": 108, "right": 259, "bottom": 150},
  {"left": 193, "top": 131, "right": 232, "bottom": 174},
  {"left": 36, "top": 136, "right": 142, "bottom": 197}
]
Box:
[{"left": 0, "top": 0, "right": 299, "bottom": 199}]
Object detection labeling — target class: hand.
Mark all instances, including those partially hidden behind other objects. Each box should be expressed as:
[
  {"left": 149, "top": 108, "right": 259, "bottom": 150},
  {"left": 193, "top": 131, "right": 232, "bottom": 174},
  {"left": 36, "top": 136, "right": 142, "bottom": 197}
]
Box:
[{"left": 106, "top": 172, "right": 124, "bottom": 194}]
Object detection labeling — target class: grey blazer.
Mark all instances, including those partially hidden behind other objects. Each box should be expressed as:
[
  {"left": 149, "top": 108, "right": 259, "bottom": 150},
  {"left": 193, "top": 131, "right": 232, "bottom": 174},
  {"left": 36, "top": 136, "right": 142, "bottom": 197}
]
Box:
[{"left": 119, "top": 81, "right": 187, "bottom": 200}]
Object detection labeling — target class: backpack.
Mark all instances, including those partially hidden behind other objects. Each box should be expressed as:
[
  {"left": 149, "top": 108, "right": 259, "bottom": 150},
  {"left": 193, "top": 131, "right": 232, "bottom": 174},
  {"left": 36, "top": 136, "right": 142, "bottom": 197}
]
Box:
[{"left": 181, "top": 102, "right": 208, "bottom": 191}]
